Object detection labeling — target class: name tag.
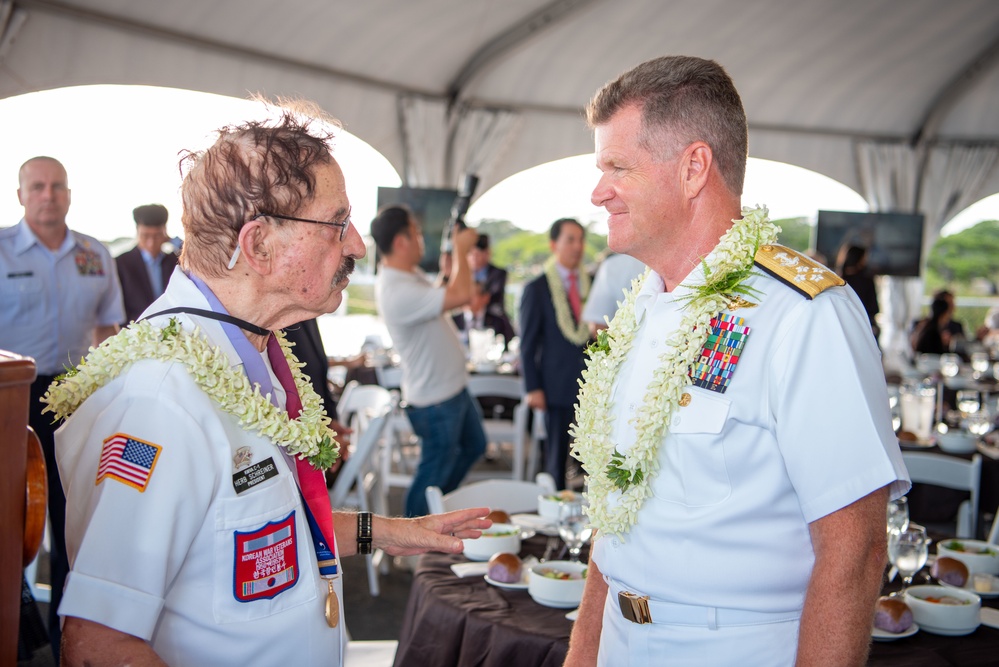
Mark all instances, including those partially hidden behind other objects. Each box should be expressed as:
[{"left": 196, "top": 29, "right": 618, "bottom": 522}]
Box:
[{"left": 232, "top": 457, "right": 279, "bottom": 494}]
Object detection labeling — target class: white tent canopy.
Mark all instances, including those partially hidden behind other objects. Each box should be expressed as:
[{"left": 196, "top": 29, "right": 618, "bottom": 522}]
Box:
[
  {"left": 2, "top": 0, "right": 998, "bottom": 203},
  {"left": 3, "top": 0, "right": 998, "bottom": 365}
]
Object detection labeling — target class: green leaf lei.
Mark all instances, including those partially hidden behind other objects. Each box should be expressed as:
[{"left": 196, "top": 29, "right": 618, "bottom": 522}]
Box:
[
  {"left": 42, "top": 318, "right": 339, "bottom": 470},
  {"left": 569, "top": 206, "right": 779, "bottom": 538}
]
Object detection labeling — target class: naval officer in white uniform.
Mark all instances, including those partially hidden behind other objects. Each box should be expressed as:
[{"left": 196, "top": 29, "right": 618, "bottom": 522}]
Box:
[{"left": 564, "top": 56, "right": 908, "bottom": 666}]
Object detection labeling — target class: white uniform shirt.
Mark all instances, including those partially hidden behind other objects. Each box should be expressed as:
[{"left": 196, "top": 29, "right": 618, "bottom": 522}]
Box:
[
  {"left": 57, "top": 270, "right": 345, "bottom": 665},
  {"left": 375, "top": 265, "right": 466, "bottom": 407},
  {"left": 581, "top": 253, "right": 646, "bottom": 326},
  {"left": 594, "top": 261, "right": 908, "bottom": 612}
]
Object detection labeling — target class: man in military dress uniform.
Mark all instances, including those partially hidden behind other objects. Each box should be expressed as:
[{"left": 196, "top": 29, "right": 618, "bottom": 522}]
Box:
[{"left": 564, "top": 57, "right": 909, "bottom": 666}]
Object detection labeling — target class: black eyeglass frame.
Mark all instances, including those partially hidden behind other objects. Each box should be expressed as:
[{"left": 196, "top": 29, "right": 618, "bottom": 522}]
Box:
[{"left": 252, "top": 209, "right": 351, "bottom": 242}]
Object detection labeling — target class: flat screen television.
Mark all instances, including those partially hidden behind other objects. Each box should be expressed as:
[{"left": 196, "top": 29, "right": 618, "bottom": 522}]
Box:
[
  {"left": 376, "top": 186, "right": 458, "bottom": 274},
  {"left": 814, "top": 210, "right": 926, "bottom": 277}
]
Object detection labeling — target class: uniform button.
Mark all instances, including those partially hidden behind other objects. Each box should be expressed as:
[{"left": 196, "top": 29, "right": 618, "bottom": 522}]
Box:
[
  {"left": 612, "top": 538, "right": 620, "bottom": 548},
  {"left": 628, "top": 403, "right": 636, "bottom": 412},
  {"left": 672, "top": 415, "right": 681, "bottom": 427},
  {"left": 679, "top": 393, "right": 692, "bottom": 407},
  {"left": 650, "top": 339, "right": 658, "bottom": 348}
]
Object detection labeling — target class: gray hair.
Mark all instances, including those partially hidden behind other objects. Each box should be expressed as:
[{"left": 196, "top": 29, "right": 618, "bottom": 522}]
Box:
[{"left": 587, "top": 55, "right": 748, "bottom": 195}]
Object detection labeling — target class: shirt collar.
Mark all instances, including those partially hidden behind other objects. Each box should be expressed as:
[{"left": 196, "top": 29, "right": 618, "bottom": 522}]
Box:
[
  {"left": 140, "top": 247, "right": 162, "bottom": 264},
  {"left": 633, "top": 250, "right": 715, "bottom": 325},
  {"left": 13, "top": 218, "right": 78, "bottom": 256}
]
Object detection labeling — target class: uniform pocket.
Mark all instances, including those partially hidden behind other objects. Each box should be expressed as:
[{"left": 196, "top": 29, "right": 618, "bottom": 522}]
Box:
[
  {"left": 212, "top": 476, "right": 317, "bottom": 624},
  {"left": 652, "top": 389, "right": 732, "bottom": 507},
  {"left": 0, "top": 274, "right": 46, "bottom": 327}
]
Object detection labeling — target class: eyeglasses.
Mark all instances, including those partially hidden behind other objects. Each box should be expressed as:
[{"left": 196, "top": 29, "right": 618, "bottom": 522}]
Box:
[
  {"left": 252, "top": 208, "right": 352, "bottom": 242},
  {"left": 227, "top": 208, "right": 352, "bottom": 270}
]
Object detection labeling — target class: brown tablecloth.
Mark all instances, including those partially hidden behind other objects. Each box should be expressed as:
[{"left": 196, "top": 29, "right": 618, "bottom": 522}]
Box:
[
  {"left": 393, "top": 537, "right": 573, "bottom": 667},
  {"left": 395, "top": 540, "right": 999, "bottom": 667}
]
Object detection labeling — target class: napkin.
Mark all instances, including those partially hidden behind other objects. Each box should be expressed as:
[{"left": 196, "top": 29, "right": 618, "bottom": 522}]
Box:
[
  {"left": 976, "top": 442, "right": 999, "bottom": 460},
  {"left": 451, "top": 562, "right": 489, "bottom": 577},
  {"left": 981, "top": 607, "right": 999, "bottom": 630}
]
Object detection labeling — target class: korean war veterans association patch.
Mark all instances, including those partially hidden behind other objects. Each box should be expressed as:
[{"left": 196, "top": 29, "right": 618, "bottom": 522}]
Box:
[
  {"left": 689, "top": 313, "right": 751, "bottom": 394},
  {"left": 96, "top": 433, "right": 162, "bottom": 492},
  {"left": 234, "top": 511, "right": 299, "bottom": 602}
]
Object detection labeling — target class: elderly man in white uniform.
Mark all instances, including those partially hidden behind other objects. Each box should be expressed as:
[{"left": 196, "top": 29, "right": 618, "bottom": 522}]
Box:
[
  {"left": 564, "top": 57, "right": 909, "bottom": 666},
  {"left": 47, "top": 106, "right": 489, "bottom": 666}
]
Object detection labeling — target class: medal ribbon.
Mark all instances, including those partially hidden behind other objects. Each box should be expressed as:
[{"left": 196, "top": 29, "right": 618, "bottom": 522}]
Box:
[{"left": 266, "top": 334, "right": 338, "bottom": 577}]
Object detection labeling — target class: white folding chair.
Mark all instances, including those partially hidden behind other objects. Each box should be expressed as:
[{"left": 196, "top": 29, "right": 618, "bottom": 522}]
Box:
[
  {"left": 374, "top": 364, "right": 403, "bottom": 390},
  {"left": 329, "top": 409, "right": 391, "bottom": 595},
  {"left": 343, "top": 624, "right": 398, "bottom": 667},
  {"left": 902, "top": 451, "right": 982, "bottom": 538},
  {"left": 425, "top": 472, "right": 557, "bottom": 515},
  {"left": 466, "top": 375, "right": 527, "bottom": 480}
]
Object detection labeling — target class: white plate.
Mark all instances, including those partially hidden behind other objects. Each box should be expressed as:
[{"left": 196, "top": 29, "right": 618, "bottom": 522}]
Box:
[
  {"left": 565, "top": 608, "right": 579, "bottom": 621},
  {"left": 941, "top": 574, "right": 999, "bottom": 598},
  {"left": 898, "top": 436, "right": 935, "bottom": 448},
  {"left": 511, "top": 513, "right": 559, "bottom": 536},
  {"left": 871, "top": 622, "right": 919, "bottom": 642},
  {"left": 485, "top": 572, "right": 530, "bottom": 590},
  {"left": 530, "top": 594, "right": 579, "bottom": 609}
]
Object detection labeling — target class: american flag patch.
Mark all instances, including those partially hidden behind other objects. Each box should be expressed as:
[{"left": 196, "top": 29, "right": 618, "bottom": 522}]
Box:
[
  {"left": 688, "top": 313, "right": 751, "bottom": 394},
  {"left": 96, "top": 433, "right": 162, "bottom": 492}
]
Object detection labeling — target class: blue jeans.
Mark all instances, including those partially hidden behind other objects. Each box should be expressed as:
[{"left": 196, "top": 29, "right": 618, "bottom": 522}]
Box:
[{"left": 404, "top": 388, "right": 487, "bottom": 516}]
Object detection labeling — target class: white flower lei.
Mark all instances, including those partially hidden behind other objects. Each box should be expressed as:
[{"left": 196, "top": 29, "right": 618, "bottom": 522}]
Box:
[
  {"left": 570, "top": 206, "right": 779, "bottom": 538},
  {"left": 544, "top": 256, "right": 592, "bottom": 346},
  {"left": 42, "top": 319, "right": 339, "bottom": 470}
]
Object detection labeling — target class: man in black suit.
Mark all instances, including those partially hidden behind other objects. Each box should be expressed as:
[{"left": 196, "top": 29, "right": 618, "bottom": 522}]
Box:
[
  {"left": 469, "top": 233, "right": 509, "bottom": 321},
  {"left": 115, "top": 203, "right": 179, "bottom": 323},
  {"left": 452, "top": 280, "right": 516, "bottom": 349},
  {"left": 519, "top": 218, "right": 591, "bottom": 489}
]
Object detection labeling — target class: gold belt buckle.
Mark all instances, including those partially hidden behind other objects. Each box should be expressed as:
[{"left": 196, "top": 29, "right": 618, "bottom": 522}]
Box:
[{"left": 618, "top": 591, "right": 652, "bottom": 624}]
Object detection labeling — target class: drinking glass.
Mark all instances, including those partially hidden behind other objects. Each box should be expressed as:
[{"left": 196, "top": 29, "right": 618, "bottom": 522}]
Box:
[
  {"left": 967, "top": 410, "right": 991, "bottom": 436},
  {"left": 899, "top": 380, "right": 936, "bottom": 441},
  {"left": 971, "top": 352, "right": 990, "bottom": 379},
  {"left": 957, "top": 390, "right": 981, "bottom": 417},
  {"left": 940, "top": 353, "right": 961, "bottom": 379},
  {"left": 557, "top": 501, "right": 593, "bottom": 563},
  {"left": 886, "top": 497, "right": 909, "bottom": 535},
  {"left": 888, "top": 526, "right": 930, "bottom": 594}
]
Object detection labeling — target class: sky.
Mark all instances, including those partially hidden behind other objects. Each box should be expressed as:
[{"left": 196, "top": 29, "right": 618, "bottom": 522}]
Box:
[{"left": 2, "top": 84, "right": 997, "bottom": 244}]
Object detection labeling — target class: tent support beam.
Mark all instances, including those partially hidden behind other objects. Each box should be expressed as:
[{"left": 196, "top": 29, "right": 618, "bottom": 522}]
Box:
[{"left": 14, "top": 0, "right": 440, "bottom": 98}]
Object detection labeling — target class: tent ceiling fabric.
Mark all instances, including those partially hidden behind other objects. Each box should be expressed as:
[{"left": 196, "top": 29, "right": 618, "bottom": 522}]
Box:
[{"left": 3, "top": 0, "right": 999, "bottom": 202}]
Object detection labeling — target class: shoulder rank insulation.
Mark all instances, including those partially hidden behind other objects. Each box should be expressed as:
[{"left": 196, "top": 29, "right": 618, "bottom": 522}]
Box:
[{"left": 754, "top": 244, "right": 845, "bottom": 300}]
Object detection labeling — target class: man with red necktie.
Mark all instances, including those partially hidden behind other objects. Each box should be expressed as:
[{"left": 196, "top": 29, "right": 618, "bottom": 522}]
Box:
[
  {"left": 519, "top": 217, "right": 592, "bottom": 489},
  {"left": 49, "top": 104, "right": 489, "bottom": 666}
]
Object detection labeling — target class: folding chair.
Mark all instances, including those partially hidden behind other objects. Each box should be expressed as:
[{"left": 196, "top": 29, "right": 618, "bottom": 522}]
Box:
[
  {"left": 902, "top": 451, "right": 981, "bottom": 538},
  {"left": 425, "top": 472, "right": 557, "bottom": 515},
  {"left": 466, "top": 374, "right": 527, "bottom": 480}
]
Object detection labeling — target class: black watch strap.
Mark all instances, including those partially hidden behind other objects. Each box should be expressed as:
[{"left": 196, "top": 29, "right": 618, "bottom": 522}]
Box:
[{"left": 357, "top": 511, "right": 373, "bottom": 555}]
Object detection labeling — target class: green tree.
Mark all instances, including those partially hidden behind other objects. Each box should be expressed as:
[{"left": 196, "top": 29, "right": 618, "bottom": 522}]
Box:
[
  {"left": 926, "top": 219, "right": 999, "bottom": 294},
  {"left": 773, "top": 217, "right": 812, "bottom": 254}
]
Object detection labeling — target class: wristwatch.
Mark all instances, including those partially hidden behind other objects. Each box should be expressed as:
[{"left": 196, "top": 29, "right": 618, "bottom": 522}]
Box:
[{"left": 357, "top": 511, "right": 373, "bottom": 555}]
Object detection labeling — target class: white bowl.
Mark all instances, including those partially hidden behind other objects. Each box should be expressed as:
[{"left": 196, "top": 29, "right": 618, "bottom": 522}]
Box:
[
  {"left": 903, "top": 585, "right": 981, "bottom": 636},
  {"left": 936, "top": 430, "right": 978, "bottom": 454},
  {"left": 461, "top": 523, "right": 521, "bottom": 562},
  {"left": 937, "top": 539, "right": 999, "bottom": 575},
  {"left": 537, "top": 490, "right": 582, "bottom": 521},
  {"left": 528, "top": 560, "right": 588, "bottom": 608}
]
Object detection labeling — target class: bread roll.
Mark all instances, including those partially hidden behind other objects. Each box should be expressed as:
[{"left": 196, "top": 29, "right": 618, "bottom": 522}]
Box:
[
  {"left": 486, "top": 510, "right": 511, "bottom": 524},
  {"left": 873, "top": 596, "right": 913, "bottom": 633},
  {"left": 487, "top": 552, "right": 522, "bottom": 584},
  {"left": 931, "top": 556, "right": 969, "bottom": 587}
]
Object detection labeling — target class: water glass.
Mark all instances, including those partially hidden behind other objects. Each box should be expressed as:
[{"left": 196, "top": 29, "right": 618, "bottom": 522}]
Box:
[
  {"left": 557, "top": 501, "right": 593, "bottom": 563},
  {"left": 886, "top": 497, "right": 909, "bottom": 535},
  {"left": 971, "top": 352, "right": 990, "bottom": 378},
  {"left": 957, "top": 390, "right": 981, "bottom": 417},
  {"left": 940, "top": 353, "right": 961, "bottom": 379},
  {"left": 899, "top": 380, "right": 936, "bottom": 441},
  {"left": 888, "top": 526, "right": 929, "bottom": 593}
]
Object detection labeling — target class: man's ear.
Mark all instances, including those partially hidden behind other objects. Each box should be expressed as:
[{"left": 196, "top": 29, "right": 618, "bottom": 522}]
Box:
[
  {"left": 236, "top": 219, "right": 274, "bottom": 275},
  {"left": 681, "top": 141, "right": 713, "bottom": 199}
]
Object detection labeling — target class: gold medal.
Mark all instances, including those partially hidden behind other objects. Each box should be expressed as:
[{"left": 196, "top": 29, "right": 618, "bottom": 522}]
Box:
[{"left": 325, "top": 578, "right": 340, "bottom": 628}]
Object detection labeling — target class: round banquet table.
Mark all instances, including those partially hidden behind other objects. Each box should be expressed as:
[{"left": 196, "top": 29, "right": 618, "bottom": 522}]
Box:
[
  {"left": 394, "top": 537, "right": 999, "bottom": 667},
  {"left": 393, "top": 535, "right": 574, "bottom": 667}
]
